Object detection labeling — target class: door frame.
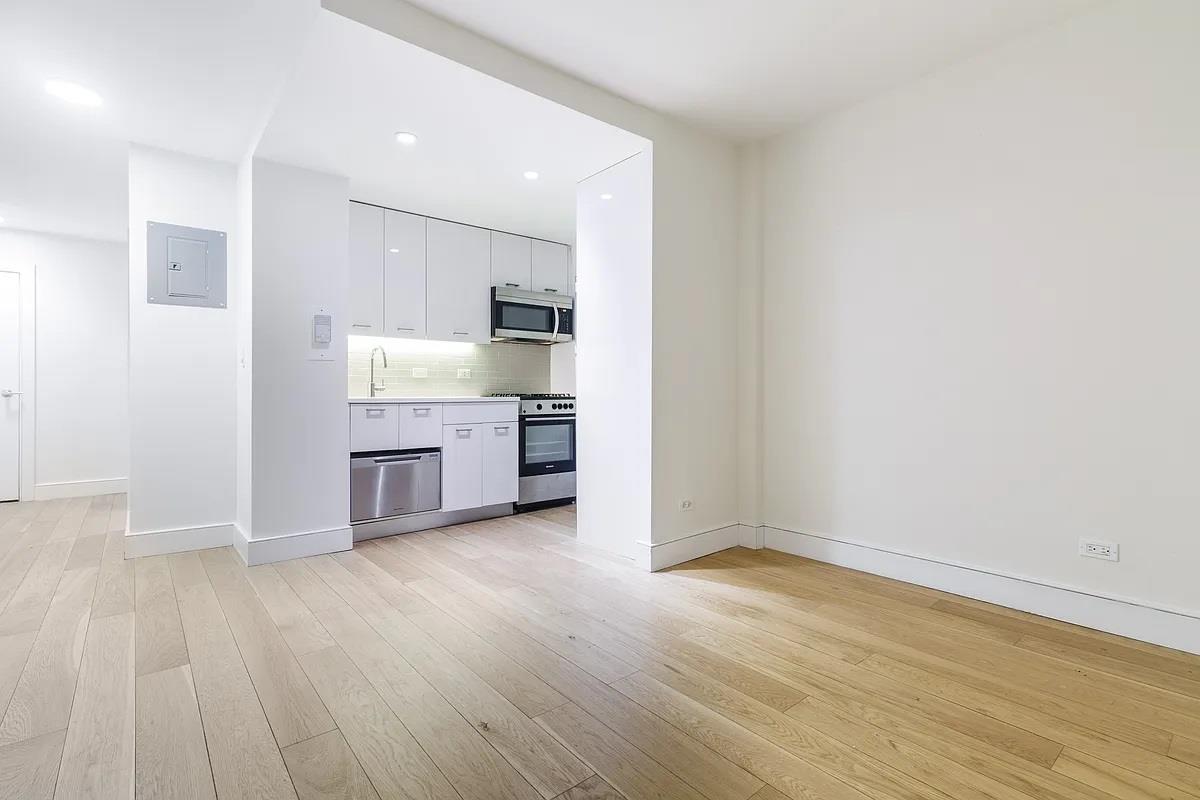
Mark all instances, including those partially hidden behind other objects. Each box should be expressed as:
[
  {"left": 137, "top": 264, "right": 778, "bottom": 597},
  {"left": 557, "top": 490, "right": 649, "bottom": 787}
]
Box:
[{"left": 1, "top": 265, "right": 36, "bottom": 501}]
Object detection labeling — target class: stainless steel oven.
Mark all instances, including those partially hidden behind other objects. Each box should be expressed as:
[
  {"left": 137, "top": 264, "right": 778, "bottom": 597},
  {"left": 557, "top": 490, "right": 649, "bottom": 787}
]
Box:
[
  {"left": 490, "top": 393, "right": 577, "bottom": 508},
  {"left": 491, "top": 286, "right": 573, "bottom": 344}
]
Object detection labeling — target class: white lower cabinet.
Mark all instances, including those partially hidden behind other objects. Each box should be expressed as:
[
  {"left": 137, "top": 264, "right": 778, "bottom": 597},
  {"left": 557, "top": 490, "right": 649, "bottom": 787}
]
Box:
[
  {"left": 482, "top": 421, "right": 518, "bottom": 505},
  {"left": 441, "top": 423, "right": 483, "bottom": 512}
]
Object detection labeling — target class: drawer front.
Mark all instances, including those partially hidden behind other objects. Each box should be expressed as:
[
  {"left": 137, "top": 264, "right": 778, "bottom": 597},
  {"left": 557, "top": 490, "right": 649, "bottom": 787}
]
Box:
[
  {"left": 398, "top": 403, "right": 443, "bottom": 448},
  {"left": 350, "top": 405, "right": 399, "bottom": 452},
  {"left": 442, "top": 402, "right": 519, "bottom": 425}
]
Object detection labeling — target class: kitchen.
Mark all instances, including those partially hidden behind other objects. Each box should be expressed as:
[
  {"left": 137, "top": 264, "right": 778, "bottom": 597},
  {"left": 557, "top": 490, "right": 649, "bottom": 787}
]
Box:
[{"left": 345, "top": 202, "right": 579, "bottom": 538}]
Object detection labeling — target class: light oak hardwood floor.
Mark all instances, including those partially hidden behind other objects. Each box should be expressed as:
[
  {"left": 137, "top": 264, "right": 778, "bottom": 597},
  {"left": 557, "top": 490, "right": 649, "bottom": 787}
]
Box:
[{"left": 0, "top": 495, "right": 1197, "bottom": 799}]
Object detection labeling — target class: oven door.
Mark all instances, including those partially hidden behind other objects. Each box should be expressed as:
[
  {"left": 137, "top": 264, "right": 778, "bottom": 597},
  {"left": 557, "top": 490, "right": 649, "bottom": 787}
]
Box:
[{"left": 519, "top": 416, "right": 576, "bottom": 476}]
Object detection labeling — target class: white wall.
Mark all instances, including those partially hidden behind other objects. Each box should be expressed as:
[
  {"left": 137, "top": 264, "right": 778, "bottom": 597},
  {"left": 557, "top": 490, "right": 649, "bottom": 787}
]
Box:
[
  {"left": 576, "top": 152, "right": 653, "bottom": 559},
  {"left": 759, "top": 0, "right": 1200, "bottom": 617},
  {"left": 127, "top": 146, "right": 238, "bottom": 540},
  {"left": 247, "top": 158, "right": 350, "bottom": 553},
  {"left": 327, "top": 0, "right": 743, "bottom": 559},
  {"left": 0, "top": 229, "right": 129, "bottom": 499}
]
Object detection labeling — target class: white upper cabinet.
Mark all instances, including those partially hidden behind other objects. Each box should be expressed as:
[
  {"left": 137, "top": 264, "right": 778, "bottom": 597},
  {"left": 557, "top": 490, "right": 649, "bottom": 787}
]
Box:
[
  {"left": 532, "top": 240, "right": 571, "bottom": 295},
  {"left": 426, "top": 219, "right": 491, "bottom": 344},
  {"left": 348, "top": 203, "right": 384, "bottom": 334},
  {"left": 383, "top": 210, "right": 426, "bottom": 339},
  {"left": 490, "top": 231, "right": 532, "bottom": 291}
]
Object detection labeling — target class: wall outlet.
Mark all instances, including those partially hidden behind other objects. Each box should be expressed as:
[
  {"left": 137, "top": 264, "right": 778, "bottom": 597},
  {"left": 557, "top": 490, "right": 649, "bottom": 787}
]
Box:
[
  {"left": 457, "top": 368, "right": 471, "bottom": 379},
  {"left": 1079, "top": 538, "right": 1119, "bottom": 561},
  {"left": 679, "top": 499, "right": 693, "bottom": 512},
  {"left": 411, "top": 367, "right": 428, "bottom": 378}
]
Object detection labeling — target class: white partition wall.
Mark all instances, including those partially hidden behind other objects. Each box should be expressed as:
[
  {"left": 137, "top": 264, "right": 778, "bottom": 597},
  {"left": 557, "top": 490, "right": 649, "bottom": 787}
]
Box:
[
  {"left": 126, "top": 146, "right": 239, "bottom": 553},
  {"left": 575, "top": 151, "right": 653, "bottom": 561}
]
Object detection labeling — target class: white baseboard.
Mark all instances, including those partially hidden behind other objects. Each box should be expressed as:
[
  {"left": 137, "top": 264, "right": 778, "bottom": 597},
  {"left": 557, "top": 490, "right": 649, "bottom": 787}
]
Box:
[
  {"left": 636, "top": 524, "right": 741, "bottom": 571},
  {"left": 124, "top": 522, "right": 238, "bottom": 559},
  {"left": 239, "top": 525, "right": 353, "bottom": 566},
  {"left": 764, "top": 526, "right": 1200, "bottom": 656},
  {"left": 738, "top": 524, "right": 765, "bottom": 549},
  {"left": 34, "top": 477, "right": 127, "bottom": 501}
]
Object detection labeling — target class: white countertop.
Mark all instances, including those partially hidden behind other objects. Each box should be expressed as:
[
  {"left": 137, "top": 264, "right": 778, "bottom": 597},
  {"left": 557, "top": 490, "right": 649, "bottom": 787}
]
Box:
[{"left": 348, "top": 396, "right": 519, "bottom": 404}]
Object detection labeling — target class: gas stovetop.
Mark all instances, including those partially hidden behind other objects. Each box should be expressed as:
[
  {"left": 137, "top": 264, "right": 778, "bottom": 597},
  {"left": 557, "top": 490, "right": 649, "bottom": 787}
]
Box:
[{"left": 488, "top": 393, "right": 576, "bottom": 416}]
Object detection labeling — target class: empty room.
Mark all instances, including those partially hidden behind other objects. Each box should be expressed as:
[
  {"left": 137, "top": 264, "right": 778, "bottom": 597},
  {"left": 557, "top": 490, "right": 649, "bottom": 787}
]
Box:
[{"left": 0, "top": 0, "right": 1196, "bottom": 798}]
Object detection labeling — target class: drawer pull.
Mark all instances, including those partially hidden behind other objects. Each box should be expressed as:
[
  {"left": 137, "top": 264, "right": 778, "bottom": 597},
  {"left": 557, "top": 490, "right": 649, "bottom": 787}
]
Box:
[
  {"left": 413, "top": 407, "right": 431, "bottom": 417},
  {"left": 494, "top": 426, "right": 509, "bottom": 435},
  {"left": 456, "top": 428, "right": 472, "bottom": 438},
  {"left": 395, "top": 326, "right": 415, "bottom": 331},
  {"left": 351, "top": 323, "right": 372, "bottom": 329},
  {"left": 364, "top": 408, "right": 386, "bottom": 418},
  {"left": 452, "top": 331, "right": 469, "bottom": 337}
]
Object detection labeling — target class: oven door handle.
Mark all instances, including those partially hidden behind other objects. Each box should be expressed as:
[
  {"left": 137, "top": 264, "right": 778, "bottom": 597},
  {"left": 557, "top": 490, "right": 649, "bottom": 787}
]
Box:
[{"left": 524, "top": 415, "right": 575, "bottom": 422}]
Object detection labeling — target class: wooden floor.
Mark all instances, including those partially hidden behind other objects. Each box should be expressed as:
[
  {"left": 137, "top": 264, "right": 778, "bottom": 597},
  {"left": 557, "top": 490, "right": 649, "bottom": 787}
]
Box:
[{"left": 0, "top": 497, "right": 1197, "bottom": 799}]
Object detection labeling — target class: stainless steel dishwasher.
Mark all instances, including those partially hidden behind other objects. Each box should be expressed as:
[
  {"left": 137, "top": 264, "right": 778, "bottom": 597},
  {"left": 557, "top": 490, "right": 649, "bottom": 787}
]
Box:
[{"left": 350, "top": 448, "right": 441, "bottom": 522}]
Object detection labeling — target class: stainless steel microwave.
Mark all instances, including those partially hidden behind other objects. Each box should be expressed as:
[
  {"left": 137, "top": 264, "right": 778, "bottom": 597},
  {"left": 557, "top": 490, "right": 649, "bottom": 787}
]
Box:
[{"left": 491, "top": 286, "right": 573, "bottom": 344}]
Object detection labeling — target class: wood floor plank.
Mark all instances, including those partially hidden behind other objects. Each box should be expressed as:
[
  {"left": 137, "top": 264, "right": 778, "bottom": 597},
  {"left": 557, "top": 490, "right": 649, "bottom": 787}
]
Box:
[
  {"left": 170, "top": 555, "right": 298, "bottom": 800},
  {"left": 63, "top": 534, "right": 106, "bottom": 572},
  {"left": 0, "top": 539, "right": 72, "bottom": 636},
  {"left": 297, "top": 644, "right": 460, "bottom": 800},
  {"left": 135, "top": 665, "right": 217, "bottom": 800},
  {"left": 535, "top": 702, "right": 712, "bottom": 800},
  {"left": 552, "top": 775, "right": 622, "bottom": 800},
  {"left": 1052, "top": 748, "right": 1187, "bottom": 800},
  {"left": 46, "top": 498, "right": 88, "bottom": 541},
  {"left": 0, "top": 566, "right": 97, "bottom": 745},
  {"left": 246, "top": 564, "right": 335, "bottom": 657},
  {"left": 0, "top": 545, "right": 40, "bottom": 615},
  {"left": 1017, "top": 634, "right": 1200, "bottom": 701},
  {"left": 200, "top": 548, "right": 335, "bottom": 747},
  {"left": 0, "top": 632, "right": 36, "bottom": 723},
  {"left": 0, "top": 729, "right": 65, "bottom": 800},
  {"left": 54, "top": 611, "right": 135, "bottom": 799},
  {"left": 135, "top": 555, "right": 190, "bottom": 676},
  {"left": 93, "top": 531, "right": 135, "bottom": 618},
  {"left": 282, "top": 729, "right": 380, "bottom": 800},
  {"left": 1171, "top": 736, "right": 1200, "bottom": 768}
]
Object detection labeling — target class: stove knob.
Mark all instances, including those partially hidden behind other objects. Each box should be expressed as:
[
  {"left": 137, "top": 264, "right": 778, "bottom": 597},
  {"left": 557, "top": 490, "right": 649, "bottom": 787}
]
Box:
[
  {"left": 569, "top": 403, "right": 574, "bottom": 409},
  {"left": 553, "top": 403, "right": 560, "bottom": 410},
  {"left": 536, "top": 403, "right": 543, "bottom": 410}
]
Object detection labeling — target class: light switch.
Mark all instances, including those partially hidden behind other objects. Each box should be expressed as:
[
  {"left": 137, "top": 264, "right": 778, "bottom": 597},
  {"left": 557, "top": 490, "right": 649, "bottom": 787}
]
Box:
[{"left": 313, "top": 314, "right": 332, "bottom": 345}]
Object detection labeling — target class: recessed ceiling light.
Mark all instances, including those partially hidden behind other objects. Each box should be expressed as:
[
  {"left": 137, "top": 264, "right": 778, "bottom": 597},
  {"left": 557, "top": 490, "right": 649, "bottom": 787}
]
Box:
[
  {"left": 600, "top": 193, "right": 613, "bottom": 200},
  {"left": 523, "top": 171, "right": 539, "bottom": 181},
  {"left": 394, "top": 131, "right": 418, "bottom": 146},
  {"left": 388, "top": 248, "right": 399, "bottom": 253},
  {"left": 45, "top": 79, "right": 103, "bottom": 107}
]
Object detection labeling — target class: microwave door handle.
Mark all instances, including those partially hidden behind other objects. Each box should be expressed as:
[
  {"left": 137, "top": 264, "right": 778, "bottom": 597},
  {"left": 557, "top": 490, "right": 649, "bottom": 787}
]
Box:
[{"left": 552, "top": 306, "right": 560, "bottom": 339}]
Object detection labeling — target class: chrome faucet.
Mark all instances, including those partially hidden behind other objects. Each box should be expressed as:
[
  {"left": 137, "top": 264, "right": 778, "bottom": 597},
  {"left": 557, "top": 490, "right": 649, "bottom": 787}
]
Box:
[{"left": 369, "top": 346, "right": 388, "bottom": 397}]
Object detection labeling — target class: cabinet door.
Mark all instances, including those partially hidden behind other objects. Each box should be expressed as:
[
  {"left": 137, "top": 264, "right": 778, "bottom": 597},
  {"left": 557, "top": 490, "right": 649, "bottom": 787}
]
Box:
[
  {"left": 350, "top": 405, "right": 398, "bottom": 452},
  {"left": 348, "top": 203, "right": 385, "bottom": 334},
  {"left": 427, "top": 219, "right": 492, "bottom": 343},
  {"left": 441, "top": 423, "right": 482, "bottom": 511},
  {"left": 481, "top": 421, "right": 518, "bottom": 506},
  {"left": 490, "top": 231, "right": 531, "bottom": 290},
  {"left": 531, "top": 240, "right": 571, "bottom": 295},
  {"left": 383, "top": 210, "right": 426, "bottom": 339}
]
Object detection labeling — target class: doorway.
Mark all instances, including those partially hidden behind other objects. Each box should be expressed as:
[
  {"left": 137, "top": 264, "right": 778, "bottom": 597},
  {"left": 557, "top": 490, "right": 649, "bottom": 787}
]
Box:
[{"left": 0, "top": 270, "right": 23, "bottom": 501}]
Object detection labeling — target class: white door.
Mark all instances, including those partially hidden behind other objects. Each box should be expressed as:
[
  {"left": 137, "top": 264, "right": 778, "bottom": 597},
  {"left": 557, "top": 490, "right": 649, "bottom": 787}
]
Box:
[
  {"left": 426, "top": 219, "right": 491, "bottom": 343},
  {"left": 348, "top": 202, "right": 385, "bottom": 335},
  {"left": 531, "top": 240, "right": 571, "bottom": 295},
  {"left": 0, "top": 272, "right": 21, "bottom": 501},
  {"left": 383, "top": 210, "right": 427, "bottom": 339},
  {"left": 490, "top": 231, "right": 532, "bottom": 291}
]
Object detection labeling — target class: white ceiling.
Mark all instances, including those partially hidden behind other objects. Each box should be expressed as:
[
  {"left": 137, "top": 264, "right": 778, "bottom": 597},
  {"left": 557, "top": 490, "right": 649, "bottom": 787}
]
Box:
[
  {"left": 404, "top": 0, "right": 1098, "bottom": 139},
  {"left": 0, "top": 0, "right": 317, "bottom": 241},
  {"left": 256, "top": 11, "right": 647, "bottom": 245}
]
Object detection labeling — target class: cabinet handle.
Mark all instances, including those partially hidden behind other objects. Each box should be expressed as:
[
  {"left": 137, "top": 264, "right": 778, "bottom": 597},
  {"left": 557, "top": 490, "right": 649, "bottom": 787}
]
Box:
[
  {"left": 543, "top": 288, "right": 558, "bottom": 293},
  {"left": 364, "top": 408, "right": 386, "bottom": 418},
  {"left": 395, "top": 326, "right": 415, "bottom": 332},
  {"left": 505, "top": 282, "right": 520, "bottom": 287},
  {"left": 351, "top": 323, "right": 372, "bottom": 329},
  {"left": 452, "top": 331, "right": 469, "bottom": 336},
  {"left": 456, "top": 428, "right": 472, "bottom": 438},
  {"left": 494, "top": 425, "right": 509, "bottom": 435},
  {"left": 413, "top": 407, "right": 431, "bottom": 417}
]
